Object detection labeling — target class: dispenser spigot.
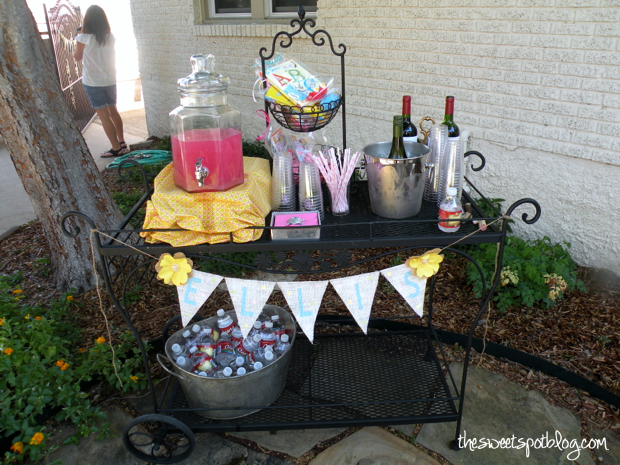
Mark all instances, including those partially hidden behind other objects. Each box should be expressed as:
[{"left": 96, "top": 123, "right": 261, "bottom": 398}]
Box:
[{"left": 195, "top": 158, "right": 209, "bottom": 186}]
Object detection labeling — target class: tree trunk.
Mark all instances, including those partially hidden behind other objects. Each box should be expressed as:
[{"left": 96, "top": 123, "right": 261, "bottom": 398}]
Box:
[{"left": 0, "top": 0, "right": 124, "bottom": 291}]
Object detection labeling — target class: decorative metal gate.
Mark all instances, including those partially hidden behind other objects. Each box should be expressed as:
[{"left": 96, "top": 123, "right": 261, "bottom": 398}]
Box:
[{"left": 44, "top": 0, "right": 95, "bottom": 132}]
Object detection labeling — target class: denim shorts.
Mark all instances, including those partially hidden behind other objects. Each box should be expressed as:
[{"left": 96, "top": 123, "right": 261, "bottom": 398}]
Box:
[{"left": 83, "top": 84, "right": 117, "bottom": 109}]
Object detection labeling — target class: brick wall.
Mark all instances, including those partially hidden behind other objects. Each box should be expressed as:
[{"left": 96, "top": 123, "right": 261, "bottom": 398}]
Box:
[{"left": 129, "top": 0, "right": 620, "bottom": 273}]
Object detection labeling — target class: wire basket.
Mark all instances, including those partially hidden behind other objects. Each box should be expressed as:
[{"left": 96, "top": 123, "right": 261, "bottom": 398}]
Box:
[{"left": 267, "top": 98, "right": 342, "bottom": 132}]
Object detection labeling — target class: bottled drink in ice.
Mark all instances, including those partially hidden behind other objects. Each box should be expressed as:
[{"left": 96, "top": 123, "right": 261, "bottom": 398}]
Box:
[
  {"left": 182, "top": 329, "right": 194, "bottom": 348},
  {"left": 231, "top": 326, "right": 244, "bottom": 347},
  {"left": 248, "top": 321, "right": 263, "bottom": 338},
  {"left": 175, "top": 355, "right": 191, "bottom": 371},
  {"left": 260, "top": 321, "right": 277, "bottom": 348},
  {"left": 216, "top": 309, "right": 236, "bottom": 338},
  {"left": 235, "top": 334, "right": 260, "bottom": 361},
  {"left": 270, "top": 315, "right": 286, "bottom": 338},
  {"left": 251, "top": 361, "right": 264, "bottom": 371},
  {"left": 214, "top": 338, "right": 236, "bottom": 366},
  {"left": 232, "top": 356, "right": 248, "bottom": 371},
  {"left": 274, "top": 334, "right": 291, "bottom": 355},
  {"left": 253, "top": 345, "right": 274, "bottom": 364},
  {"left": 236, "top": 367, "right": 247, "bottom": 376},
  {"left": 171, "top": 343, "right": 189, "bottom": 359},
  {"left": 263, "top": 350, "right": 276, "bottom": 366},
  {"left": 212, "top": 366, "right": 233, "bottom": 378},
  {"left": 193, "top": 353, "right": 217, "bottom": 375},
  {"left": 196, "top": 327, "right": 216, "bottom": 356}
]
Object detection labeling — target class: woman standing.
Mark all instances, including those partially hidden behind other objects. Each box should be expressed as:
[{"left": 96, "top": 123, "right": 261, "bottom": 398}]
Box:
[{"left": 74, "top": 5, "right": 128, "bottom": 158}]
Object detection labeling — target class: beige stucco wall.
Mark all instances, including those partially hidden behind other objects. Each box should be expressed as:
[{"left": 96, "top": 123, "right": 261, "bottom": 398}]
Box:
[{"left": 129, "top": 0, "right": 620, "bottom": 273}]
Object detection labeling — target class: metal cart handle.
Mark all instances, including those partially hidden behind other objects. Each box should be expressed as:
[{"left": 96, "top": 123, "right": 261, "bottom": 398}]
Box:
[{"left": 156, "top": 353, "right": 191, "bottom": 383}]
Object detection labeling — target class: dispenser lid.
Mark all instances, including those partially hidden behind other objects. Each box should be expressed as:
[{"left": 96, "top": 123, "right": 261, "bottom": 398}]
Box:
[{"left": 177, "top": 54, "right": 230, "bottom": 93}]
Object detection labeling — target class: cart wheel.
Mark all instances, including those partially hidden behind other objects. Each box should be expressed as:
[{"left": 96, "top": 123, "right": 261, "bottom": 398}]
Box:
[{"left": 122, "top": 414, "right": 196, "bottom": 464}]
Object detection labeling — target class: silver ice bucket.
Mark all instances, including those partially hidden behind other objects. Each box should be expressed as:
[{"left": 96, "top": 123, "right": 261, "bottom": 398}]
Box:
[
  {"left": 363, "top": 141, "right": 432, "bottom": 219},
  {"left": 159, "top": 305, "right": 296, "bottom": 419}
]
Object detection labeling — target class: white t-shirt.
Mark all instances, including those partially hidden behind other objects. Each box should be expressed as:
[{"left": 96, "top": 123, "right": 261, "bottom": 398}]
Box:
[{"left": 76, "top": 32, "right": 116, "bottom": 87}]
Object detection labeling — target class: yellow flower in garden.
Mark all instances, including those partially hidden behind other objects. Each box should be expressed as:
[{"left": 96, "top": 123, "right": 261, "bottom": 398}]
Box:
[
  {"left": 96, "top": 337, "right": 106, "bottom": 344},
  {"left": 4, "top": 348, "right": 13, "bottom": 355},
  {"left": 131, "top": 376, "right": 139, "bottom": 383},
  {"left": 66, "top": 295, "right": 74, "bottom": 301},
  {"left": 24, "top": 314, "right": 30, "bottom": 319},
  {"left": 55, "top": 359, "right": 69, "bottom": 370},
  {"left": 12, "top": 289, "right": 22, "bottom": 294},
  {"left": 30, "top": 432, "right": 44, "bottom": 445},
  {"left": 155, "top": 252, "right": 193, "bottom": 286},
  {"left": 0, "top": 317, "right": 3, "bottom": 326},
  {"left": 35, "top": 316, "right": 42, "bottom": 320},
  {"left": 406, "top": 249, "right": 444, "bottom": 278},
  {"left": 10, "top": 442, "right": 23, "bottom": 454}
]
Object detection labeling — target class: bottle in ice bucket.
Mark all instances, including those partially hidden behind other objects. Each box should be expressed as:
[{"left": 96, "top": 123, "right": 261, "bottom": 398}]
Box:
[
  {"left": 249, "top": 321, "right": 263, "bottom": 338},
  {"left": 270, "top": 315, "right": 286, "bottom": 338},
  {"left": 216, "top": 309, "right": 236, "bottom": 338},
  {"left": 236, "top": 334, "right": 261, "bottom": 362},
  {"left": 176, "top": 356, "right": 192, "bottom": 371},
  {"left": 263, "top": 350, "right": 277, "bottom": 366},
  {"left": 231, "top": 326, "right": 244, "bottom": 347},
  {"left": 171, "top": 342, "right": 189, "bottom": 360},
  {"left": 438, "top": 187, "right": 463, "bottom": 233},
  {"left": 169, "top": 54, "right": 243, "bottom": 192},
  {"left": 193, "top": 353, "right": 217, "bottom": 375},
  {"left": 260, "top": 321, "right": 277, "bottom": 348},
  {"left": 274, "top": 334, "right": 291, "bottom": 355},
  {"left": 252, "top": 361, "right": 264, "bottom": 371},
  {"left": 213, "top": 366, "right": 233, "bottom": 378}
]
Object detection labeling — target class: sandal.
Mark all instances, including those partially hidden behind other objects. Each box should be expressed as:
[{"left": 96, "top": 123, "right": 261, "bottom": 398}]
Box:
[
  {"left": 100, "top": 147, "right": 124, "bottom": 158},
  {"left": 119, "top": 141, "right": 130, "bottom": 155}
]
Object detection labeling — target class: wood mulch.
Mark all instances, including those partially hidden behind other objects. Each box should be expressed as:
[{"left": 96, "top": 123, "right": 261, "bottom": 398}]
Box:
[{"left": 2, "top": 210, "right": 619, "bottom": 454}]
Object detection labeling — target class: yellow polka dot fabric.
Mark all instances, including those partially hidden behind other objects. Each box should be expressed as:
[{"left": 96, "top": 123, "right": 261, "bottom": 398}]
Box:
[{"left": 141, "top": 157, "right": 272, "bottom": 246}]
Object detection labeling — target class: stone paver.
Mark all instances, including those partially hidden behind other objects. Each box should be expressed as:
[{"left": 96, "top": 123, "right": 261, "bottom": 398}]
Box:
[
  {"left": 590, "top": 429, "right": 620, "bottom": 464},
  {"left": 230, "top": 428, "right": 346, "bottom": 458},
  {"left": 416, "top": 363, "right": 596, "bottom": 465},
  {"left": 308, "top": 426, "right": 441, "bottom": 465}
]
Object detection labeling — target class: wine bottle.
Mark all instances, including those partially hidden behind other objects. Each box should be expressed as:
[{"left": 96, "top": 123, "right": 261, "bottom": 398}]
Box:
[
  {"left": 402, "top": 96, "right": 417, "bottom": 142},
  {"left": 442, "top": 96, "right": 460, "bottom": 138},
  {"left": 388, "top": 115, "right": 406, "bottom": 159}
]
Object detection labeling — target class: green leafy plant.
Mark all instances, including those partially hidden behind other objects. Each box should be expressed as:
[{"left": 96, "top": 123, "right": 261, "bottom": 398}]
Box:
[
  {"left": 465, "top": 236, "right": 586, "bottom": 311},
  {"left": 472, "top": 197, "right": 513, "bottom": 232},
  {"left": 242, "top": 140, "right": 270, "bottom": 160},
  {"left": 0, "top": 277, "right": 147, "bottom": 463}
]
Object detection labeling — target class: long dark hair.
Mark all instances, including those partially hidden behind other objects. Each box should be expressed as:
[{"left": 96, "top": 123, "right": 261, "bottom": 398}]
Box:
[{"left": 82, "top": 5, "right": 111, "bottom": 46}]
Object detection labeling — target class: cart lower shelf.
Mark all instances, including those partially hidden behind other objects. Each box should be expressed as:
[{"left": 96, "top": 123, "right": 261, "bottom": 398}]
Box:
[{"left": 158, "top": 329, "right": 460, "bottom": 432}]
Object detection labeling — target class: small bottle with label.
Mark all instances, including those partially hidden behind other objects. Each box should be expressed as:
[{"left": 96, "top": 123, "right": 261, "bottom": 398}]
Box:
[{"left": 438, "top": 187, "right": 463, "bottom": 233}]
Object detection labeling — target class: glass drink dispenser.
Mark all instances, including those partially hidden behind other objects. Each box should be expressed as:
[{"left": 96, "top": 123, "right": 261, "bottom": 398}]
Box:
[{"left": 170, "top": 54, "right": 244, "bottom": 192}]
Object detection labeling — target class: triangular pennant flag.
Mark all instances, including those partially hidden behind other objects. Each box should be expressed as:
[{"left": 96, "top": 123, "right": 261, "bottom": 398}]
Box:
[
  {"left": 330, "top": 271, "right": 379, "bottom": 334},
  {"left": 277, "top": 281, "right": 328, "bottom": 343},
  {"left": 380, "top": 264, "right": 427, "bottom": 317},
  {"left": 226, "top": 278, "right": 276, "bottom": 338},
  {"left": 177, "top": 270, "right": 223, "bottom": 327}
]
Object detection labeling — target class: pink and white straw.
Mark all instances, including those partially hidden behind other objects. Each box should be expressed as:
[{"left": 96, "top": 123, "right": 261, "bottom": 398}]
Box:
[{"left": 312, "top": 148, "right": 361, "bottom": 215}]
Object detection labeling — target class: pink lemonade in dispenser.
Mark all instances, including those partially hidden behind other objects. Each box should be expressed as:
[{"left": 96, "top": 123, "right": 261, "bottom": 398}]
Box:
[
  {"left": 170, "top": 54, "right": 244, "bottom": 192},
  {"left": 171, "top": 128, "right": 243, "bottom": 192}
]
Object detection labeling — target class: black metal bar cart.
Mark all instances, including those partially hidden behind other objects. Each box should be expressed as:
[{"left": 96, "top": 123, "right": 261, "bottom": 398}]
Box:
[{"left": 61, "top": 9, "right": 541, "bottom": 463}]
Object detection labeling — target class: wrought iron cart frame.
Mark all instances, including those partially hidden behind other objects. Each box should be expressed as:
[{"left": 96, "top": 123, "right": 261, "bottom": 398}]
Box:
[{"left": 61, "top": 9, "right": 541, "bottom": 463}]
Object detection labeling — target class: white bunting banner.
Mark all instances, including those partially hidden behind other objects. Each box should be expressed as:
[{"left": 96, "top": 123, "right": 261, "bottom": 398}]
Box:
[
  {"left": 226, "top": 278, "right": 276, "bottom": 338},
  {"left": 330, "top": 271, "right": 380, "bottom": 334},
  {"left": 278, "top": 280, "right": 329, "bottom": 343},
  {"left": 177, "top": 271, "right": 223, "bottom": 327},
  {"left": 380, "top": 264, "right": 427, "bottom": 317}
]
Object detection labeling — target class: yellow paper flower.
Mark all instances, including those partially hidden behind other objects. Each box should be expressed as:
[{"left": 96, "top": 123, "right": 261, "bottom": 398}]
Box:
[
  {"left": 10, "top": 442, "right": 24, "bottom": 454},
  {"left": 30, "top": 432, "right": 44, "bottom": 445},
  {"left": 406, "top": 249, "right": 444, "bottom": 278},
  {"left": 96, "top": 337, "right": 106, "bottom": 344},
  {"left": 155, "top": 253, "right": 193, "bottom": 286}
]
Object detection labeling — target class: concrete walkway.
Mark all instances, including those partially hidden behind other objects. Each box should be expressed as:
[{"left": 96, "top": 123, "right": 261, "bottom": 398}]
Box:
[{"left": 0, "top": 106, "right": 149, "bottom": 239}]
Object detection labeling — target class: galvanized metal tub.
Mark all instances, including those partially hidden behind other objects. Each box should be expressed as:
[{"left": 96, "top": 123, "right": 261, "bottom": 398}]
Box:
[
  {"left": 363, "top": 141, "right": 431, "bottom": 219},
  {"left": 160, "top": 305, "right": 296, "bottom": 420}
]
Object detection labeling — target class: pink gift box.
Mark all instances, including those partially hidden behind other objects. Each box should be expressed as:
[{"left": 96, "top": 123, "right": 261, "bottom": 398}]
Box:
[{"left": 271, "top": 211, "right": 321, "bottom": 240}]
